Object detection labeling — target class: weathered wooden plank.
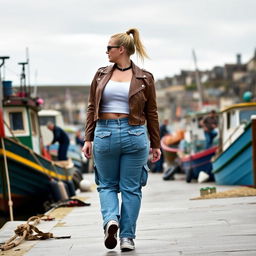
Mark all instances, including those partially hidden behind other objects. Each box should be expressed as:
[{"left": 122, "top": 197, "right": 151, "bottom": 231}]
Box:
[{"left": 0, "top": 173, "right": 256, "bottom": 255}]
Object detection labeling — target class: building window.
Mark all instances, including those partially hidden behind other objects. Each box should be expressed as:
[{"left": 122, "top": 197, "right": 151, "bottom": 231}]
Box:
[{"left": 239, "top": 109, "right": 256, "bottom": 124}]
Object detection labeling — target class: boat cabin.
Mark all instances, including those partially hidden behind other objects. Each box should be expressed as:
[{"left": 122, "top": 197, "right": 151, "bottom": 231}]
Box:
[
  {"left": 3, "top": 96, "right": 42, "bottom": 154},
  {"left": 220, "top": 103, "right": 256, "bottom": 151}
]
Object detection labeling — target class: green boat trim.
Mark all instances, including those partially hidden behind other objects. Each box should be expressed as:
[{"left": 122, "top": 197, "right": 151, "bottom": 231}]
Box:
[{"left": 0, "top": 149, "right": 73, "bottom": 181}]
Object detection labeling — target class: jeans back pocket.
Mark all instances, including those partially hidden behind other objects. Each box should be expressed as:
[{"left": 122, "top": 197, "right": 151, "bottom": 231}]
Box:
[
  {"left": 94, "top": 131, "right": 112, "bottom": 153},
  {"left": 128, "top": 129, "right": 147, "bottom": 151}
]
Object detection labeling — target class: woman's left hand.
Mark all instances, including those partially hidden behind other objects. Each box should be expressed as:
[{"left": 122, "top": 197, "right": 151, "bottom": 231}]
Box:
[{"left": 151, "top": 148, "right": 161, "bottom": 163}]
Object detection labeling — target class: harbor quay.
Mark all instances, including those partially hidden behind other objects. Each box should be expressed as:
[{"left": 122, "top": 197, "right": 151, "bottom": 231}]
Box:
[{"left": 0, "top": 172, "right": 256, "bottom": 256}]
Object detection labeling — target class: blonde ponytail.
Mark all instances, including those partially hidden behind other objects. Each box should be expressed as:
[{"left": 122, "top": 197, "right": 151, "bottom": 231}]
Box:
[{"left": 111, "top": 28, "right": 149, "bottom": 61}]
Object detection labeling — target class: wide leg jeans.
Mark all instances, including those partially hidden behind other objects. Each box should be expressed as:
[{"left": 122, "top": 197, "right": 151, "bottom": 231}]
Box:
[{"left": 93, "top": 118, "right": 149, "bottom": 239}]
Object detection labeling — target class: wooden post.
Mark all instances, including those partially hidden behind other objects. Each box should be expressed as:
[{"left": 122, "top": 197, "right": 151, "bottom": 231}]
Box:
[{"left": 251, "top": 118, "right": 256, "bottom": 185}]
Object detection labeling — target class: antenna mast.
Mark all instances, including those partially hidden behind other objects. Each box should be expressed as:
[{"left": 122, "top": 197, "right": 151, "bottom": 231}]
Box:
[
  {"left": 18, "top": 61, "right": 28, "bottom": 96},
  {"left": 26, "top": 47, "right": 31, "bottom": 96},
  {"left": 192, "top": 49, "right": 203, "bottom": 109}
]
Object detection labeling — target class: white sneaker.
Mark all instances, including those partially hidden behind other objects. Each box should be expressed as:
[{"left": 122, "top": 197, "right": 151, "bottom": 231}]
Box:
[
  {"left": 104, "top": 220, "right": 119, "bottom": 249},
  {"left": 120, "top": 237, "right": 135, "bottom": 251}
]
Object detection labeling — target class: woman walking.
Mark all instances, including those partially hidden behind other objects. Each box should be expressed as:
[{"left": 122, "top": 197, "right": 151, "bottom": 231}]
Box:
[{"left": 82, "top": 28, "right": 161, "bottom": 251}]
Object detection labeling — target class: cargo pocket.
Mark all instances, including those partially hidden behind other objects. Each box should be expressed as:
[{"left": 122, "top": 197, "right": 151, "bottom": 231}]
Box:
[
  {"left": 128, "top": 129, "right": 147, "bottom": 151},
  {"left": 141, "top": 164, "right": 149, "bottom": 186},
  {"left": 94, "top": 131, "right": 111, "bottom": 153}
]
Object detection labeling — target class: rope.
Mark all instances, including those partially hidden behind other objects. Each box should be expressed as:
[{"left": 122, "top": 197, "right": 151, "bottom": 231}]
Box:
[{"left": 0, "top": 215, "right": 71, "bottom": 251}]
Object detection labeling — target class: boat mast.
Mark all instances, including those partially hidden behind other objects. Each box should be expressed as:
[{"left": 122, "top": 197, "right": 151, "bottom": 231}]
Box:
[
  {"left": 26, "top": 47, "right": 31, "bottom": 96},
  {"left": 18, "top": 61, "right": 28, "bottom": 96},
  {"left": 0, "top": 56, "right": 14, "bottom": 221},
  {"left": 192, "top": 49, "right": 204, "bottom": 110}
]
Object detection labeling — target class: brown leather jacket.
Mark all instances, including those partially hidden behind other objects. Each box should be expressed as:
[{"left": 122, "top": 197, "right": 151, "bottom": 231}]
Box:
[{"left": 85, "top": 61, "right": 160, "bottom": 148}]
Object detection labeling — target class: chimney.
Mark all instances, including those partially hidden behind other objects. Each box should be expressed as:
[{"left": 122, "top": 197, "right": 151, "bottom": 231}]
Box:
[{"left": 236, "top": 54, "right": 241, "bottom": 65}]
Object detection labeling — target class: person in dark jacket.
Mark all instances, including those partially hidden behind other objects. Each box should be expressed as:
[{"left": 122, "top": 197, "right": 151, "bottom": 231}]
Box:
[
  {"left": 75, "top": 130, "right": 84, "bottom": 147},
  {"left": 160, "top": 119, "right": 169, "bottom": 139},
  {"left": 47, "top": 122, "right": 70, "bottom": 160}
]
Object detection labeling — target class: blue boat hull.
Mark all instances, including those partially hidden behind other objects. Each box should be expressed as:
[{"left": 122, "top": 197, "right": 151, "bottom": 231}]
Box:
[{"left": 213, "top": 123, "right": 255, "bottom": 185}]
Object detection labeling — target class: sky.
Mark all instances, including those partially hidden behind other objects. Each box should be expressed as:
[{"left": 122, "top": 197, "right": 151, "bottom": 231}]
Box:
[{"left": 0, "top": 0, "right": 256, "bottom": 85}]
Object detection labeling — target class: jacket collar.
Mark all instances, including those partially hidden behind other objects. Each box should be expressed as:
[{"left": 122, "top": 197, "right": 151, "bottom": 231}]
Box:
[{"left": 101, "top": 61, "right": 146, "bottom": 79}]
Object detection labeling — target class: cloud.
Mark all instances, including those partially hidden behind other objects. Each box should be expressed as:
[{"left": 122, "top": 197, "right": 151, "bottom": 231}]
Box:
[{"left": 0, "top": 0, "right": 256, "bottom": 84}]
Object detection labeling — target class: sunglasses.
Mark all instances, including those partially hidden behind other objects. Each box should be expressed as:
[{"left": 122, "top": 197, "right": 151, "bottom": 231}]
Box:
[{"left": 107, "top": 45, "right": 120, "bottom": 52}]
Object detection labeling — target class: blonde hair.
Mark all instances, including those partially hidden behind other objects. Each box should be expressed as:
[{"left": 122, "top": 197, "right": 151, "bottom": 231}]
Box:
[{"left": 111, "top": 28, "right": 149, "bottom": 61}]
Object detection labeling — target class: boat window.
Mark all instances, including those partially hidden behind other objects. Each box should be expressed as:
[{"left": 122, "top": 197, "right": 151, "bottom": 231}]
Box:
[
  {"left": 227, "top": 112, "right": 231, "bottom": 129},
  {"left": 239, "top": 110, "right": 256, "bottom": 124},
  {"left": 39, "top": 116, "right": 56, "bottom": 126},
  {"left": 227, "top": 111, "right": 236, "bottom": 129},
  {"left": 9, "top": 112, "right": 24, "bottom": 131},
  {"left": 30, "top": 111, "right": 38, "bottom": 135}
]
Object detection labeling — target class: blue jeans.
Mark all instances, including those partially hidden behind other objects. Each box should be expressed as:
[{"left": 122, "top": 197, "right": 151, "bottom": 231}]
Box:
[
  {"left": 204, "top": 130, "right": 217, "bottom": 149},
  {"left": 58, "top": 142, "right": 69, "bottom": 160},
  {"left": 93, "top": 118, "right": 149, "bottom": 239}
]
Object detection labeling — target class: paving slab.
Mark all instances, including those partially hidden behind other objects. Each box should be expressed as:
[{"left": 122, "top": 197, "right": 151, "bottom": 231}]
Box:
[{"left": 0, "top": 173, "right": 256, "bottom": 256}]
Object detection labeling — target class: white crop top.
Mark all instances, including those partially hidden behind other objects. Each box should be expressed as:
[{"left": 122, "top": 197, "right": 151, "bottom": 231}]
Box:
[{"left": 100, "top": 80, "right": 130, "bottom": 114}]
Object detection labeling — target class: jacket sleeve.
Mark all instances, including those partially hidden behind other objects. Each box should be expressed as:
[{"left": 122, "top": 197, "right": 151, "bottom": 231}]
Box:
[
  {"left": 84, "top": 71, "right": 99, "bottom": 141},
  {"left": 51, "top": 127, "right": 59, "bottom": 144},
  {"left": 144, "top": 74, "right": 161, "bottom": 148}
]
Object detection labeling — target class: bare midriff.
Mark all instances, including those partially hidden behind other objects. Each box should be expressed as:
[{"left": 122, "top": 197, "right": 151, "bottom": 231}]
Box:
[{"left": 99, "top": 113, "right": 129, "bottom": 119}]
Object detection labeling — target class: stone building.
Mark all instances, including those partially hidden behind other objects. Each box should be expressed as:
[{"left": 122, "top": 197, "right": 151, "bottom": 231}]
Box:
[{"left": 36, "top": 85, "right": 90, "bottom": 124}]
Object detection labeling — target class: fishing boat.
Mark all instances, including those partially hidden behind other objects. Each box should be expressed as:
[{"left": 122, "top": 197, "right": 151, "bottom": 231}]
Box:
[
  {"left": 212, "top": 102, "right": 256, "bottom": 185},
  {"left": 179, "top": 111, "right": 219, "bottom": 182},
  {"left": 161, "top": 130, "right": 184, "bottom": 180},
  {"left": 0, "top": 57, "right": 78, "bottom": 217},
  {"left": 162, "top": 111, "right": 218, "bottom": 182},
  {"left": 161, "top": 130, "right": 184, "bottom": 168}
]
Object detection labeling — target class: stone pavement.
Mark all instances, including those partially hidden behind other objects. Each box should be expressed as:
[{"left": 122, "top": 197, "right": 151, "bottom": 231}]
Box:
[{"left": 1, "top": 173, "right": 256, "bottom": 256}]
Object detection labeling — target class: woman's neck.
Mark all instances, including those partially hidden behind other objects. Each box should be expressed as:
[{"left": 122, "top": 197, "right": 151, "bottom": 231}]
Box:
[{"left": 116, "top": 59, "right": 131, "bottom": 69}]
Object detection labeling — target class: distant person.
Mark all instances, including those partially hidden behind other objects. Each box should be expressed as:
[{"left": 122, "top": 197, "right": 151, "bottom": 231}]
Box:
[
  {"left": 47, "top": 122, "right": 70, "bottom": 161},
  {"left": 153, "top": 119, "right": 170, "bottom": 172},
  {"left": 200, "top": 110, "right": 218, "bottom": 149},
  {"left": 160, "top": 119, "right": 170, "bottom": 138},
  {"left": 75, "top": 130, "right": 84, "bottom": 147}
]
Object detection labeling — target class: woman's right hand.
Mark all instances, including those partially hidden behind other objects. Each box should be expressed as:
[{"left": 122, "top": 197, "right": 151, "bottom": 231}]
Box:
[{"left": 82, "top": 141, "right": 92, "bottom": 159}]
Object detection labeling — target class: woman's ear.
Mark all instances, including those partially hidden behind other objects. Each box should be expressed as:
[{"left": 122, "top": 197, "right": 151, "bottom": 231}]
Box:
[{"left": 119, "top": 45, "right": 125, "bottom": 54}]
